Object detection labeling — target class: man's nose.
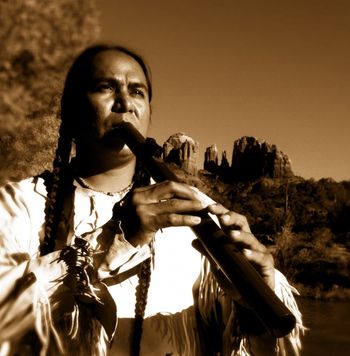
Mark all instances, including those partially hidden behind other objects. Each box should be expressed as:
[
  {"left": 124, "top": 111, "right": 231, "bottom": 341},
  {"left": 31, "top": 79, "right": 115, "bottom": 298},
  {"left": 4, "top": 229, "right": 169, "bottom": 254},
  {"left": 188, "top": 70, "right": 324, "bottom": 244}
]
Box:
[{"left": 112, "top": 93, "right": 132, "bottom": 113}]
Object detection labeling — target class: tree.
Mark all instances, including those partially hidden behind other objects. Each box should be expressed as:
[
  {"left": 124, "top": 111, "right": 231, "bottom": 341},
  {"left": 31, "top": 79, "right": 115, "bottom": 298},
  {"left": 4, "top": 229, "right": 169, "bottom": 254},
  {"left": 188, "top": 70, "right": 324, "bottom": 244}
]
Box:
[{"left": 0, "top": 0, "right": 100, "bottom": 185}]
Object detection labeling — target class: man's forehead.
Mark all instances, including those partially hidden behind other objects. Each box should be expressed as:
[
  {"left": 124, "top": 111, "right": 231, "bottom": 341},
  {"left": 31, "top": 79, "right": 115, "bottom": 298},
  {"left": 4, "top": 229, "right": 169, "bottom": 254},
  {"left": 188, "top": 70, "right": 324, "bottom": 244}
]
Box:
[{"left": 89, "top": 50, "right": 146, "bottom": 81}]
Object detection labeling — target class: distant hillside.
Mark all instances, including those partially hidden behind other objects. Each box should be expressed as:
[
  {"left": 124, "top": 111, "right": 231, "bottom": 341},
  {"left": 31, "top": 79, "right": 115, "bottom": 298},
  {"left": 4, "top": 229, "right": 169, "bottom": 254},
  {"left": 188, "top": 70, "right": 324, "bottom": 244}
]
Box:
[
  {"left": 163, "top": 132, "right": 350, "bottom": 299},
  {"left": 174, "top": 165, "right": 350, "bottom": 299}
]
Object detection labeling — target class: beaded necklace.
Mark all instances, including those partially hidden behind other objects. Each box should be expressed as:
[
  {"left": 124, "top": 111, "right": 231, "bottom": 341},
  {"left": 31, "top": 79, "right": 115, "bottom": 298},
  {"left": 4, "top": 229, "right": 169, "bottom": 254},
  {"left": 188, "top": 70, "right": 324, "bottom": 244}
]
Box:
[{"left": 76, "top": 176, "right": 133, "bottom": 196}]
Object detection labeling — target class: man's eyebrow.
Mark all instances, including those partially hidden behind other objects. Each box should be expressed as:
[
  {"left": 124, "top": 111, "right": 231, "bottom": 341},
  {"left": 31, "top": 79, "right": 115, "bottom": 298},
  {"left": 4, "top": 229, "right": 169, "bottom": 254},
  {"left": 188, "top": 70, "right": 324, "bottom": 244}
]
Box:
[
  {"left": 92, "top": 77, "right": 148, "bottom": 90},
  {"left": 92, "top": 76, "right": 118, "bottom": 83},
  {"left": 128, "top": 81, "right": 148, "bottom": 91}
]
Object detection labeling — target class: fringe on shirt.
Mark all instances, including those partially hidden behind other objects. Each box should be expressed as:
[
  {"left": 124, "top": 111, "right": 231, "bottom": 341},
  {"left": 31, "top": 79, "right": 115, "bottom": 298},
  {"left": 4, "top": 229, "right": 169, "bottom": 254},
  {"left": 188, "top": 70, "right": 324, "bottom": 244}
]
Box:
[
  {"left": 195, "top": 257, "right": 305, "bottom": 356},
  {"left": 11, "top": 258, "right": 304, "bottom": 356},
  {"left": 31, "top": 273, "right": 110, "bottom": 356}
]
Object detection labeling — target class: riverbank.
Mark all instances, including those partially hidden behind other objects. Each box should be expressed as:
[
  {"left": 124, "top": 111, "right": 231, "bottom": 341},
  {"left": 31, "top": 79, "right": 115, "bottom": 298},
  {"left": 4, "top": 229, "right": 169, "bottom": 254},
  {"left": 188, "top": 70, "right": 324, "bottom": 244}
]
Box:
[{"left": 294, "top": 283, "right": 350, "bottom": 300}]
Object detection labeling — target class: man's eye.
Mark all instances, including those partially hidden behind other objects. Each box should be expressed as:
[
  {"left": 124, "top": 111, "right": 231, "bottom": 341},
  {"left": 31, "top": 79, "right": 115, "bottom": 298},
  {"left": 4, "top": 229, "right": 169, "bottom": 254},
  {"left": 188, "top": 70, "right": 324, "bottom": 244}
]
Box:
[
  {"left": 95, "top": 83, "right": 114, "bottom": 92},
  {"left": 131, "top": 88, "right": 145, "bottom": 98}
]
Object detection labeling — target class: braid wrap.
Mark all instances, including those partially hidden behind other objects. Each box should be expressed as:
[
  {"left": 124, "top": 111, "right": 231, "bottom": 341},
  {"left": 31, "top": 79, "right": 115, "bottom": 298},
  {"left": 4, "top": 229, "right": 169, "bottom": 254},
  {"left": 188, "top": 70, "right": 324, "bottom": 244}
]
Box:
[
  {"left": 40, "top": 121, "right": 73, "bottom": 256},
  {"left": 129, "top": 140, "right": 158, "bottom": 355},
  {"left": 131, "top": 257, "right": 152, "bottom": 356}
]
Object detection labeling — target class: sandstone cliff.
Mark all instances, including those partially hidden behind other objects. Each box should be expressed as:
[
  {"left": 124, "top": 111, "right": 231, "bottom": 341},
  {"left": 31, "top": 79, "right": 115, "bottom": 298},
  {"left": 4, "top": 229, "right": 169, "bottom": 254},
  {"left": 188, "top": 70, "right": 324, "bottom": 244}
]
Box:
[
  {"left": 231, "top": 136, "right": 293, "bottom": 181},
  {"left": 204, "top": 144, "right": 219, "bottom": 173},
  {"left": 163, "top": 133, "right": 293, "bottom": 182},
  {"left": 163, "top": 132, "right": 199, "bottom": 174}
]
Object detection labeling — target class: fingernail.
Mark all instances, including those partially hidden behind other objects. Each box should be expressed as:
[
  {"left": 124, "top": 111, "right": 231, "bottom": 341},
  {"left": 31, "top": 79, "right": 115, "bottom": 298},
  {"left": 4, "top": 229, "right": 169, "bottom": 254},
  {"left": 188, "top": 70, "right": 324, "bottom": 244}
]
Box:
[
  {"left": 191, "top": 216, "right": 201, "bottom": 224},
  {"left": 221, "top": 214, "right": 230, "bottom": 223},
  {"left": 243, "top": 249, "right": 252, "bottom": 256},
  {"left": 232, "top": 230, "right": 241, "bottom": 238}
]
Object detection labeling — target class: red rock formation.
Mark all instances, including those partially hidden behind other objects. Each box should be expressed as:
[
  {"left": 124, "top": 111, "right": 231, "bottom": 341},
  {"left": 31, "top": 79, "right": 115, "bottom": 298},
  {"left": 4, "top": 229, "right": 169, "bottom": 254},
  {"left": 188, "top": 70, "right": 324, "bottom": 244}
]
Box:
[
  {"left": 204, "top": 144, "right": 219, "bottom": 173},
  {"left": 231, "top": 136, "right": 293, "bottom": 181},
  {"left": 163, "top": 133, "right": 199, "bottom": 174}
]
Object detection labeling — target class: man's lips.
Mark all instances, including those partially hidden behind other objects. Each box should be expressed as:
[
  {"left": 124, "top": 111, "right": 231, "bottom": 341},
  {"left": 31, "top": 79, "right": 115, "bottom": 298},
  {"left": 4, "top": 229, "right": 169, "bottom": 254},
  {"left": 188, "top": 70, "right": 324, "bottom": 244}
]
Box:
[
  {"left": 104, "top": 121, "right": 137, "bottom": 143},
  {"left": 108, "top": 114, "right": 139, "bottom": 131}
]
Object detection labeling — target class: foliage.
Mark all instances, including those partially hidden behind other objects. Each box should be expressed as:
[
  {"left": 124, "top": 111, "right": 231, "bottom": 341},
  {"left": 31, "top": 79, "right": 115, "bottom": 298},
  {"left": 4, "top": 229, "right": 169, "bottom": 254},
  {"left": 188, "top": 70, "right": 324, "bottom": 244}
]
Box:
[
  {"left": 0, "top": 0, "right": 100, "bottom": 185},
  {"left": 196, "top": 172, "right": 350, "bottom": 297}
]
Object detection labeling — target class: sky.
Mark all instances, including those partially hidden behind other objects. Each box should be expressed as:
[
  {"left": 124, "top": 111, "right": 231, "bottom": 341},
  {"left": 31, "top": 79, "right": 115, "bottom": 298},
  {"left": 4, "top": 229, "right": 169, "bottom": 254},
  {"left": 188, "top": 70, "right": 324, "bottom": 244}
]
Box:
[{"left": 97, "top": 0, "right": 350, "bottom": 181}]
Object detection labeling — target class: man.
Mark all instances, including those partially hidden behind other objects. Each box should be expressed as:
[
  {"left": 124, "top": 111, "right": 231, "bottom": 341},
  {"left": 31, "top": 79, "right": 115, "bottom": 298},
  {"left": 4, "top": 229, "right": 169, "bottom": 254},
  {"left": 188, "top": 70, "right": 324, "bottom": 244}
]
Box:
[{"left": 0, "top": 45, "right": 303, "bottom": 355}]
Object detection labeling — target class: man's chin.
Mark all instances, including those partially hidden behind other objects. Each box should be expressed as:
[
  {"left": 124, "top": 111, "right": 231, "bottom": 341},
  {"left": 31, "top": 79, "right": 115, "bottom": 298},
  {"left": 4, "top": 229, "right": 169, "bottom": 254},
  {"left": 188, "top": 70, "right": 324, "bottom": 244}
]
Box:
[
  {"left": 103, "top": 136, "right": 136, "bottom": 158},
  {"left": 103, "top": 130, "right": 125, "bottom": 149}
]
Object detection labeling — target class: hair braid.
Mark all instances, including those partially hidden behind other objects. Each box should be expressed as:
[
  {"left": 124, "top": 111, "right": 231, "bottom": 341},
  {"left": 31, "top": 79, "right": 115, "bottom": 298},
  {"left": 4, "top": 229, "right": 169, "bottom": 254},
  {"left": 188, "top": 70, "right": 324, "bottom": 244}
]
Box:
[
  {"left": 40, "top": 121, "right": 73, "bottom": 256},
  {"left": 127, "top": 158, "right": 153, "bottom": 355},
  {"left": 131, "top": 257, "right": 152, "bottom": 356}
]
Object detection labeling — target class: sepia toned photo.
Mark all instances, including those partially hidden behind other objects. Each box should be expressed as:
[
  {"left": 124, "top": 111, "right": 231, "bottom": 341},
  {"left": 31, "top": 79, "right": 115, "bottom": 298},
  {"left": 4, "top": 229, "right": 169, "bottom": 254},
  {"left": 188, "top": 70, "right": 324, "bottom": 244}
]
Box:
[{"left": 0, "top": 1, "right": 349, "bottom": 355}]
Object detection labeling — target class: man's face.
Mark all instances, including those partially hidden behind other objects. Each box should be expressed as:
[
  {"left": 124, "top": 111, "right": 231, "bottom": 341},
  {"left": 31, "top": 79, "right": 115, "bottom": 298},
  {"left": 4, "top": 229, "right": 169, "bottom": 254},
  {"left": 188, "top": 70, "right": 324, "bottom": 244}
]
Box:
[{"left": 77, "top": 50, "right": 151, "bottom": 155}]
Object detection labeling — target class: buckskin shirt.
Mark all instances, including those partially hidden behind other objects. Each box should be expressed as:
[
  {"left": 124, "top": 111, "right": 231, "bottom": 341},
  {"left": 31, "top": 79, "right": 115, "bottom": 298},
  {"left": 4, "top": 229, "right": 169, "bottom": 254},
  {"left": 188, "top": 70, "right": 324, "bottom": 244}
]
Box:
[{"left": 0, "top": 176, "right": 304, "bottom": 355}]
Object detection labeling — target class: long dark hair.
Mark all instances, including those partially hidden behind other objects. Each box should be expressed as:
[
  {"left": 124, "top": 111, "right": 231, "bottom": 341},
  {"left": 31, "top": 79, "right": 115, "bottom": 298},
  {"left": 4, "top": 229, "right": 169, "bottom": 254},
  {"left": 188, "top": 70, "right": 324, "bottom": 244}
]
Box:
[
  {"left": 61, "top": 44, "right": 152, "bottom": 131},
  {"left": 41, "top": 43, "right": 153, "bottom": 254},
  {"left": 40, "top": 44, "right": 153, "bottom": 355}
]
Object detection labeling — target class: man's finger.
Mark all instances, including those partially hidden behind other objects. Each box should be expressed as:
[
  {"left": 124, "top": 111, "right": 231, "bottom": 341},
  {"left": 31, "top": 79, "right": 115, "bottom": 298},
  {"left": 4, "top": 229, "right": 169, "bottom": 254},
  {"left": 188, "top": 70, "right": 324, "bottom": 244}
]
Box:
[
  {"left": 154, "top": 199, "right": 206, "bottom": 214},
  {"left": 229, "top": 230, "right": 266, "bottom": 252},
  {"left": 207, "top": 204, "right": 251, "bottom": 233},
  {"left": 207, "top": 203, "right": 229, "bottom": 216},
  {"left": 133, "top": 181, "right": 204, "bottom": 204},
  {"left": 154, "top": 213, "right": 201, "bottom": 228},
  {"left": 242, "top": 249, "right": 275, "bottom": 289},
  {"left": 242, "top": 249, "right": 272, "bottom": 265}
]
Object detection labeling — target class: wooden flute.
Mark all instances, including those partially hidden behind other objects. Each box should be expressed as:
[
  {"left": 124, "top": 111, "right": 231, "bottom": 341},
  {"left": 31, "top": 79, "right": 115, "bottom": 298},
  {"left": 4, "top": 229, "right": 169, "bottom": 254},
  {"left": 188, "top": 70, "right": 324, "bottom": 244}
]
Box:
[{"left": 116, "top": 121, "right": 296, "bottom": 338}]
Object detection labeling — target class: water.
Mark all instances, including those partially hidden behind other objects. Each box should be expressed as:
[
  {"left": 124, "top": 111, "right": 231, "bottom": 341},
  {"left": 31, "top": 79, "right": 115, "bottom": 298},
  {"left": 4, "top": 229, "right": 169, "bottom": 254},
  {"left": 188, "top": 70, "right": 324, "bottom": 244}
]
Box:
[{"left": 297, "top": 298, "right": 350, "bottom": 356}]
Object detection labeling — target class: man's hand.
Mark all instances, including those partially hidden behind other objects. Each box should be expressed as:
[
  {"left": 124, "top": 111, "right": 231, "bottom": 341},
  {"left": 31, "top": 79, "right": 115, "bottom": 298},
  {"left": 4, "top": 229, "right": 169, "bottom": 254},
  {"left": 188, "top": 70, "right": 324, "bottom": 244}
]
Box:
[
  {"left": 207, "top": 203, "right": 275, "bottom": 290},
  {"left": 123, "top": 182, "right": 275, "bottom": 289},
  {"left": 123, "top": 181, "right": 206, "bottom": 246}
]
